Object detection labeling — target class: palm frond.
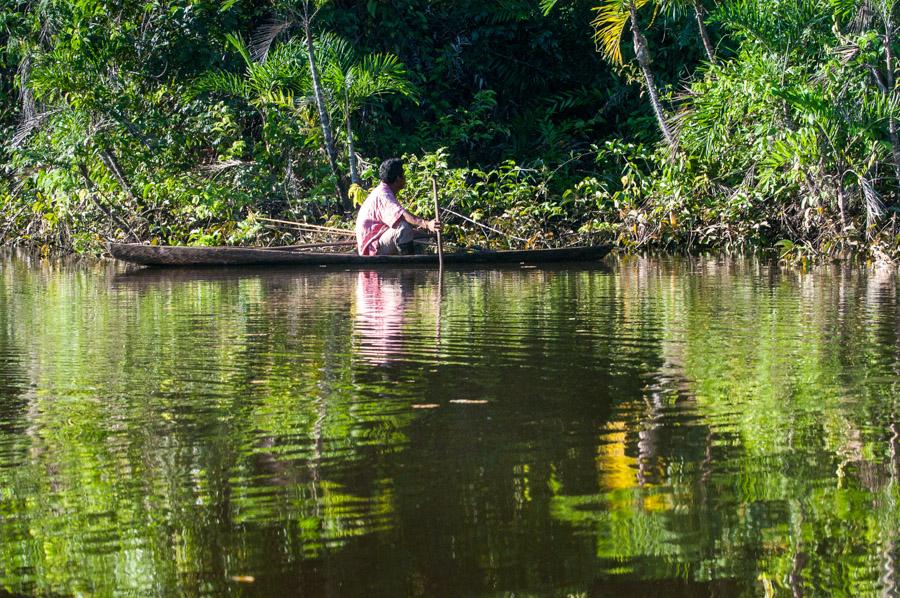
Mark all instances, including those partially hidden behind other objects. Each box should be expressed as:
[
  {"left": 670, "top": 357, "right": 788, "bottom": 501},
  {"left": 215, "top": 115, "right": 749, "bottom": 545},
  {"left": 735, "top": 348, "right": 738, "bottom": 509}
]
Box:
[
  {"left": 760, "top": 127, "right": 821, "bottom": 171},
  {"left": 350, "top": 53, "right": 417, "bottom": 101},
  {"left": 225, "top": 32, "right": 252, "bottom": 67},
  {"left": 242, "top": 40, "right": 310, "bottom": 96},
  {"left": 310, "top": 33, "right": 357, "bottom": 106},
  {"left": 250, "top": 18, "right": 294, "bottom": 63},
  {"left": 654, "top": 0, "right": 694, "bottom": 19},
  {"left": 591, "top": 0, "right": 647, "bottom": 65},
  {"left": 315, "top": 32, "right": 356, "bottom": 83},
  {"left": 544, "top": 86, "right": 608, "bottom": 114},
  {"left": 193, "top": 70, "right": 249, "bottom": 99},
  {"left": 17, "top": 54, "right": 36, "bottom": 123},
  {"left": 860, "top": 172, "right": 884, "bottom": 231},
  {"left": 259, "top": 88, "right": 297, "bottom": 110},
  {"left": 12, "top": 111, "right": 54, "bottom": 148},
  {"left": 715, "top": 0, "right": 825, "bottom": 53},
  {"left": 481, "top": 0, "right": 536, "bottom": 23},
  {"left": 857, "top": 86, "right": 900, "bottom": 131},
  {"left": 267, "top": 38, "right": 309, "bottom": 70},
  {"left": 829, "top": 0, "right": 863, "bottom": 21},
  {"left": 850, "top": 0, "right": 876, "bottom": 31},
  {"left": 773, "top": 86, "right": 836, "bottom": 123}
]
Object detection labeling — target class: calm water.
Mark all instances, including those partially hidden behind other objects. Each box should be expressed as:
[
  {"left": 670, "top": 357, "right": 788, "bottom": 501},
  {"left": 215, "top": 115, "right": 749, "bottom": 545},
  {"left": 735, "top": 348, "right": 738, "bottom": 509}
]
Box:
[{"left": 0, "top": 251, "right": 898, "bottom": 597}]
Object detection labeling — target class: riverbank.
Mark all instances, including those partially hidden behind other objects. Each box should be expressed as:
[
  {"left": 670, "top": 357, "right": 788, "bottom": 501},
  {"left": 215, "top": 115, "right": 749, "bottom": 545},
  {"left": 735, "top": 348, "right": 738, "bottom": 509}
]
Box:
[
  {"left": 3, "top": 1, "right": 898, "bottom": 268},
  {"left": 3, "top": 146, "right": 899, "bottom": 267}
]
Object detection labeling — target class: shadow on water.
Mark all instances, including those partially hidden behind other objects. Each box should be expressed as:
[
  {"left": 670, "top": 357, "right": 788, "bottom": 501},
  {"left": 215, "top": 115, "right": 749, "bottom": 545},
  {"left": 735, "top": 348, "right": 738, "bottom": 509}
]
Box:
[{"left": 1, "top": 253, "right": 899, "bottom": 596}]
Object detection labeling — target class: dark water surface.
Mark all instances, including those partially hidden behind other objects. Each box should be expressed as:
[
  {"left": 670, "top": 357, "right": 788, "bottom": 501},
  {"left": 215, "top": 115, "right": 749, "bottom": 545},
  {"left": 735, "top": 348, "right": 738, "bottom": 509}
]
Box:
[{"left": 1, "top": 251, "right": 898, "bottom": 596}]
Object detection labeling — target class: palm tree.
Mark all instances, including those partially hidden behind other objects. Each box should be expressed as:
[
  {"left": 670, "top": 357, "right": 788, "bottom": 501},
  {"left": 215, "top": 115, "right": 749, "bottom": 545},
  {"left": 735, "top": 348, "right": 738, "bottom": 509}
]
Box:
[
  {"left": 594, "top": 0, "right": 677, "bottom": 146},
  {"left": 318, "top": 34, "right": 417, "bottom": 185},
  {"left": 298, "top": 0, "right": 349, "bottom": 211},
  {"left": 194, "top": 31, "right": 314, "bottom": 196},
  {"left": 660, "top": 0, "right": 717, "bottom": 64},
  {"left": 195, "top": 33, "right": 307, "bottom": 126},
  {"left": 829, "top": 0, "right": 900, "bottom": 186},
  {"left": 543, "top": 0, "right": 677, "bottom": 147},
  {"left": 201, "top": 15, "right": 353, "bottom": 212},
  {"left": 871, "top": 0, "right": 900, "bottom": 184},
  {"left": 244, "top": 2, "right": 350, "bottom": 211}
]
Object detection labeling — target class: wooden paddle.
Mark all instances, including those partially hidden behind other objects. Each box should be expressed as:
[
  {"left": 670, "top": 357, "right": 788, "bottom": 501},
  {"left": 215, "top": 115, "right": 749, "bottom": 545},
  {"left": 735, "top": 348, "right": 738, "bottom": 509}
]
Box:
[{"left": 432, "top": 176, "right": 444, "bottom": 269}]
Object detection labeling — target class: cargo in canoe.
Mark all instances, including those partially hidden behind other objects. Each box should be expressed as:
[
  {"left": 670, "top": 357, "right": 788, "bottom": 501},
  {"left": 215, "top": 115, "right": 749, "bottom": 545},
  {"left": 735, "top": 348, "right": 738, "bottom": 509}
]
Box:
[{"left": 108, "top": 243, "right": 611, "bottom": 268}]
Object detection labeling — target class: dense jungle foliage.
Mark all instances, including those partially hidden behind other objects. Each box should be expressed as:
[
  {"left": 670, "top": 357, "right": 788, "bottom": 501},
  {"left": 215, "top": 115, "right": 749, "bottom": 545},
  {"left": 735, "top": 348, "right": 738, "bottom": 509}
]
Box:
[{"left": 1, "top": 0, "right": 899, "bottom": 261}]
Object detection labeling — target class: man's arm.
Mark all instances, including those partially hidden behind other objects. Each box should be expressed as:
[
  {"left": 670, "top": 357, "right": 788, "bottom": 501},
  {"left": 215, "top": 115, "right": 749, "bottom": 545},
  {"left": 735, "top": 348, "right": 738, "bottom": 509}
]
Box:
[{"left": 400, "top": 208, "right": 441, "bottom": 233}]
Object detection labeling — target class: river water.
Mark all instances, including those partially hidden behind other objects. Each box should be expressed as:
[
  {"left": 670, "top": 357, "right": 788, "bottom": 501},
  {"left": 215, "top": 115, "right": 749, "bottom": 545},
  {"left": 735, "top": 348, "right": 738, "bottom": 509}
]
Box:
[{"left": 0, "top": 251, "right": 898, "bottom": 596}]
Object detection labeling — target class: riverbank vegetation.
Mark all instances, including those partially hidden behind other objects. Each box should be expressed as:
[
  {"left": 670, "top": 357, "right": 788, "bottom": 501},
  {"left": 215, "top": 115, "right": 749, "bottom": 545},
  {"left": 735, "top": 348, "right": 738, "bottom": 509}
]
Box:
[{"left": 1, "top": 0, "right": 899, "bottom": 261}]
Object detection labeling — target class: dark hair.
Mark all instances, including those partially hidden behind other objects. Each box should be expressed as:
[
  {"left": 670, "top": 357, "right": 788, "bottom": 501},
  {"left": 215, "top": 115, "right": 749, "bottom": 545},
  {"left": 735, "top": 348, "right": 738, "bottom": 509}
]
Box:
[{"left": 379, "top": 158, "right": 405, "bottom": 184}]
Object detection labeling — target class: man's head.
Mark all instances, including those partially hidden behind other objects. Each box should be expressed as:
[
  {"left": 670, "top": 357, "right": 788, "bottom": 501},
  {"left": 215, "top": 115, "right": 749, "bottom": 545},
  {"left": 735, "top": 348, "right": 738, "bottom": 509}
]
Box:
[{"left": 379, "top": 158, "right": 405, "bottom": 191}]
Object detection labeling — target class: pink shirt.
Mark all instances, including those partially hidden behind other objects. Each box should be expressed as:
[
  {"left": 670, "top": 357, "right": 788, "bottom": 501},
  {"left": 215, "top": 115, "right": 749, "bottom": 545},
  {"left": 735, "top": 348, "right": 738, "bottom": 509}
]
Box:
[{"left": 355, "top": 182, "right": 405, "bottom": 256}]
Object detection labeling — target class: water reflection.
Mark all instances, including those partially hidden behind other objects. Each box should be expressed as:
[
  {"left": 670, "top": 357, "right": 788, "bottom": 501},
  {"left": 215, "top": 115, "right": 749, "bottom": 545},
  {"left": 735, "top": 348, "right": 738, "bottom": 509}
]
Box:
[
  {"left": 1, "top": 255, "right": 899, "bottom": 595},
  {"left": 354, "top": 270, "right": 415, "bottom": 366},
  {"left": 549, "top": 260, "right": 900, "bottom": 596}
]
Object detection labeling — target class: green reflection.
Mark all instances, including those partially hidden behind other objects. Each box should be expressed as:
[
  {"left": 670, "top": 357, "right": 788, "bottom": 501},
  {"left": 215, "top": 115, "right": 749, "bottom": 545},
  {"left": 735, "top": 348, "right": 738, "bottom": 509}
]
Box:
[
  {"left": 0, "top": 256, "right": 898, "bottom": 596},
  {"left": 549, "top": 260, "right": 900, "bottom": 596}
]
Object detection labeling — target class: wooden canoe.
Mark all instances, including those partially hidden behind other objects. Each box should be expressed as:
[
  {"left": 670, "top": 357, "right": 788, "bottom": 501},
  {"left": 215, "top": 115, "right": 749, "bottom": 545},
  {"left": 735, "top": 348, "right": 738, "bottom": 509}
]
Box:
[{"left": 108, "top": 243, "right": 611, "bottom": 267}]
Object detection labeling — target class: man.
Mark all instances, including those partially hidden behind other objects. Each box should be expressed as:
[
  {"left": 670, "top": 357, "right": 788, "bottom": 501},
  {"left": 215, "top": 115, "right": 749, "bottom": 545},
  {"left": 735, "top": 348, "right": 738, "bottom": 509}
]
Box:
[{"left": 355, "top": 158, "right": 440, "bottom": 256}]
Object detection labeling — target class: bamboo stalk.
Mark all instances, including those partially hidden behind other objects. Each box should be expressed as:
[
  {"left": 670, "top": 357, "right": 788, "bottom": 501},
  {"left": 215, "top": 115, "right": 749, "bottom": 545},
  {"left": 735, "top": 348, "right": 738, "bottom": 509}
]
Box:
[
  {"left": 255, "top": 216, "right": 356, "bottom": 236},
  {"left": 432, "top": 177, "right": 443, "bottom": 269}
]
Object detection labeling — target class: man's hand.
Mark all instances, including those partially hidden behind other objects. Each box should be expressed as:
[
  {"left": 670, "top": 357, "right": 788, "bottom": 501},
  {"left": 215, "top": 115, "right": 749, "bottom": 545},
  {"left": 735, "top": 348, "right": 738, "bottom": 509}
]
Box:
[{"left": 401, "top": 209, "right": 442, "bottom": 234}]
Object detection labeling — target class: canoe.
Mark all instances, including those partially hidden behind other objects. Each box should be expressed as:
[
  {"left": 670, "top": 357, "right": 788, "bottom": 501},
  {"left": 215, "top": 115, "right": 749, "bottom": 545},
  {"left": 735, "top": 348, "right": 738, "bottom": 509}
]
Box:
[{"left": 108, "top": 243, "right": 611, "bottom": 267}]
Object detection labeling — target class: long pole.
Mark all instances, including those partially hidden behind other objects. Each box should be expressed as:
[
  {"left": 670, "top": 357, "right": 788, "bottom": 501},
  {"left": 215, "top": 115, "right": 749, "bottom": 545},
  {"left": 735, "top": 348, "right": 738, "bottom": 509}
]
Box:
[{"left": 432, "top": 176, "right": 443, "bottom": 269}]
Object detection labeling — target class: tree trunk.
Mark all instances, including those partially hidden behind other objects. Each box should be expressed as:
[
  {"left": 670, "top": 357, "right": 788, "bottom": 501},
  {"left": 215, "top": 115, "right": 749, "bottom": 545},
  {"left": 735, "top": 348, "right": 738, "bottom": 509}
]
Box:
[
  {"left": 693, "top": 0, "right": 717, "bottom": 65},
  {"left": 630, "top": 4, "right": 676, "bottom": 148},
  {"left": 890, "top": 421, "right": 898, "bottom": 482},
  {"left": 882, "top": 537, "right": 897, "bottom": 598},
  {"left": 303, "top": 5, "right": 350, "bottom": 212},
  {"left": 18, "top": 54, "right": 35, "bottom": 123},
  {"left": 345, "top": 98, "right": 361, "bottom": 185},
  {"left": 884, "top": 27, "right": 900, "bottom": 187},
  {"left": 636, "top": 393, "right": 664, "bottom": 487},
  {"left": 789, "top": 548, "right": 808, "bottom": 598},
  {"left": 837, "top": 178, "right": 848, "bottom": 232}
]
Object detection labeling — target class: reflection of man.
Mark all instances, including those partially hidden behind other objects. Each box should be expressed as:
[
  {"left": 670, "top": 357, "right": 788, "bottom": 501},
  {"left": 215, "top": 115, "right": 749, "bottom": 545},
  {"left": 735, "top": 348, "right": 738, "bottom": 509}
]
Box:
[
  {"left": 354, "top": 271, "right": 407, "bottom": 365},
  {"left": 355, "top": 158, "right": 440, "bottom": 256}
]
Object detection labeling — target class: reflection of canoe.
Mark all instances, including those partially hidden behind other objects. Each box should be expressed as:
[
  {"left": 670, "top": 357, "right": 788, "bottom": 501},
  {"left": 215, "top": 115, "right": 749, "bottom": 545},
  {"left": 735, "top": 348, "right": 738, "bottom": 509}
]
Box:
[{"left": 108, "top": 243, "right": 612, "bottom": 267}]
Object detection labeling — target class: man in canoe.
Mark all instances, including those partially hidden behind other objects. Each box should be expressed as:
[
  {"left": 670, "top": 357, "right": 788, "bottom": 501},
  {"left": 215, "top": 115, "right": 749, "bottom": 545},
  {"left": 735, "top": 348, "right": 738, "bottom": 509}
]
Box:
[{"left": 355, "top": 158, "right": 440, "bottom": 256}]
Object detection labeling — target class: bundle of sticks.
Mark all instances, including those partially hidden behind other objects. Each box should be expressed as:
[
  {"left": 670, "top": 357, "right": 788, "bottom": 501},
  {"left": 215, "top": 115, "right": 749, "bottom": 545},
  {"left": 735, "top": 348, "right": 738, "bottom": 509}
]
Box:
[
  {"left": 255, "top": 215, "right": 437, "bottom": 252},
  {"left": 254, "top": 216, "right": 357, "bottom": 252}
]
